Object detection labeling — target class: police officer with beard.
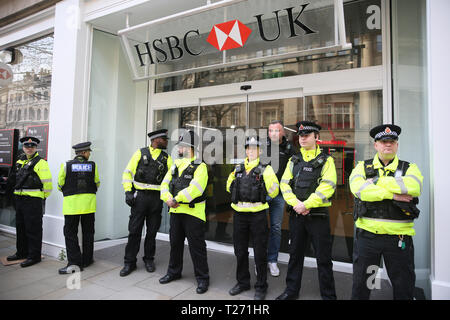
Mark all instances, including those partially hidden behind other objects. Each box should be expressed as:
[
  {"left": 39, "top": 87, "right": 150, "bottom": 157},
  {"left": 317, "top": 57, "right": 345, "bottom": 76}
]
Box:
[
  {"left": 57, "top": 142, "right": 100, "bottom": 274},
  {"left": 276, "top": 121, "right": 337, "bottom": 300},
  {"left": 120, "top": 129, "right": 172, "bottom": 276},
  {"left": 7, "top": 136, "right": 52, "bottom": 267},
  {"left": 159, "top": 130, "right": 210, "bottom": 294},
  {"left": 226, "top": 136, "right": 280, "bottom": 300}
]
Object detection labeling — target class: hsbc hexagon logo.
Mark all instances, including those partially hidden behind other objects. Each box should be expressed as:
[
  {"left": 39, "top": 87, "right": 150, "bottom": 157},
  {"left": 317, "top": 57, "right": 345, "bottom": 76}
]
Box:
[{"left": 206, "top": 19, "right": 252, "bottom": 51}]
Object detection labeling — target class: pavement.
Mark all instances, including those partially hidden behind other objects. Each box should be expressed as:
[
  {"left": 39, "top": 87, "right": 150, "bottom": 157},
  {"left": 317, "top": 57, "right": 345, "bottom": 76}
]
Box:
[{"left": 0, "top": 232, "right": 393, "bottom": 300}]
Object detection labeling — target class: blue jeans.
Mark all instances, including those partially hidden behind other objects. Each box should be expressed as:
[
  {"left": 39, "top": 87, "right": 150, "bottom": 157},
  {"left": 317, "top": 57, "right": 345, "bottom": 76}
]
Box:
[{"left": 267, "top": 193, "right": 285, "bottom": 263}]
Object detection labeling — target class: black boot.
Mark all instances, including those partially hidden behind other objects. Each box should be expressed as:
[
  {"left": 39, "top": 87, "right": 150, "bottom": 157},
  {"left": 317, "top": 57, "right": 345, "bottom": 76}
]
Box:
[{"left": 119, "top": 264, "right": 136, "bottom": 277}]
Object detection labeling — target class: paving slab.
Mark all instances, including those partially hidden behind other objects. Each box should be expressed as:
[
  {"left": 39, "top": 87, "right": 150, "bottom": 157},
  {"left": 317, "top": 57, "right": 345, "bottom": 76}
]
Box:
[
  {"left": 88, "top": 266, "right": 156, "bottom": 291},
  {"left": 136, "top": 276, "right": 195, "bottom": 298},
  {"left": 103, "top": 286, "right": 171, "bottom": 300},
  {"left": 36, "top": 280, "right": 117, "bottom": 300}
]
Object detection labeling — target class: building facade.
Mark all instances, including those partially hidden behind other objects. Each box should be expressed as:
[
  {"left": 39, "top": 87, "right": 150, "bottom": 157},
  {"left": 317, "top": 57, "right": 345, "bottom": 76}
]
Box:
[{"left": 0, "top": 0, "right": 449, "bottom": 299}]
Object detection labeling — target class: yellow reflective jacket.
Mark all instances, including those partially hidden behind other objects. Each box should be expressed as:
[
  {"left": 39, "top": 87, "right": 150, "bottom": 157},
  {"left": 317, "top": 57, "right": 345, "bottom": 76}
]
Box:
[
  {"left": 14, "top": 153, "right": 52, "bottom": 199},
  {"left": 160, "top": 157, "right": 208, "bottom": 221},
  {"left": 349, "top": 154, "right": 423, "bottom": 235},
  {"left": 58, "top": 161, "right": 100, "bottom": 215},
  {"left": 122, "top": 147, "right": 173, "bottom": 192},
  {"left": 226, "top": 157, "right": 279, "bottom": 212},
  {"left": 280, "top": 146, "right": 337, "bottom": 209}
]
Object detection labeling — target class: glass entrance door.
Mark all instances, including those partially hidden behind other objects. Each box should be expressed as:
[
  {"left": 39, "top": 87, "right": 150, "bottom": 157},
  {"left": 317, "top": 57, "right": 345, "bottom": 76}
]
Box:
[{"left": 153, "top": 89, "right": 382, "bottom": 263}]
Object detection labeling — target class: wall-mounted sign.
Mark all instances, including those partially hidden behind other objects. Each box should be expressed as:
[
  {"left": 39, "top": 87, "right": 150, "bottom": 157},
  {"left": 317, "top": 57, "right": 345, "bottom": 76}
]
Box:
[
  {"left": 0, "top": 62, "right": 13, "bottom": 87},
  {"left": 0, "top": 129, "right": 18, "bottom": 167},
  {"left": 119, "top": 0, "right": 351, "bottom": 81},
  {"left": 26, "top": 124, "right": 49, "bottom": 160}
]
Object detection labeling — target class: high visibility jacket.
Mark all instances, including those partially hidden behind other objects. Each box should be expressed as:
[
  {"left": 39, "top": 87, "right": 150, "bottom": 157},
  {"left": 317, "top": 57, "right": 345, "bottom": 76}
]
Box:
[
  {"left": 58, "top": 157, "right": 100, "bottom": 215},
  {"left": 280, "top": 146, "right": 336, "bottom": 210},
  {"left": 122, "top": 147, "right": 173, "bottom": 192},
  {"left": 350, "top": 154, "right": 423, "bottom": 236},
  {"left": 226, "top": 157, "right": 279, "bottom": 212},
  {"left": 14, "top": 152, "right": 52, "bottom": 199},
  {"left": 160, "top": 157, "right": 208, "bottom": 221}
]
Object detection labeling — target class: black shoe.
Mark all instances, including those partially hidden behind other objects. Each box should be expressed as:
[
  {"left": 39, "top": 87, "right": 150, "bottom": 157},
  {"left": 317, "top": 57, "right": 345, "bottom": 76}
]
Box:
[
  {"left": 159, "top": 273, "right": 181, "bottom": 284},
  {"left": 144, "top": 261, "right": 155, "bottom": 273},
  {"left": 6, "top": 254, "right": 26, "bottom": 261},
  {"left": 229, "top": 284, "right": 250, "bottom": 296},
  {"left": 254, "top": 290, "right": 267, "bottom": 300},
  {"left": 196, "top": 282, "right": 209, "bottom": 294},
  {"left": 58, "top": 265, "right": 83, "bottom": 274},
  {"left": 275, "top": 291, "right": 299, "bottom": 300},
  {"left": 119, "top": 264, "right": 136, "bottom": 277},
  {"left": 20, "top": 258, "right": 41, "bottom": 268}
]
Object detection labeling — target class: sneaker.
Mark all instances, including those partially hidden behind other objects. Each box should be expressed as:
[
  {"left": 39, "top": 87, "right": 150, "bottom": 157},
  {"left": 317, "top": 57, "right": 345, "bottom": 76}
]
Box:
[{"left": 268, "top": 262, "right": 280, "bottom": 277}]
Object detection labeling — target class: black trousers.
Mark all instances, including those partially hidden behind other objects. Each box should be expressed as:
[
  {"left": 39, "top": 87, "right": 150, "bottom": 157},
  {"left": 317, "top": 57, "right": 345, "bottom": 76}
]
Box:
[
  {"left": 14, "top": 195, "right": 43, "bottom": 260},
  {"left": 285, "top": 212, "right": 336, "bottom": 300},
  {"left": 124, "top": 190, "right": 163, "bottom": 265},
  {"left": 63, "top": 213, "right": 95, "bottom": 267},
  {"left": 233, "top": 210, "right": 269, "bottom": 292},
  {"left": 352, "top": 228, "right": 415, "bottom": 300},
  {"left": 167, "top": 213, "right": 209, "bottom": 284}
]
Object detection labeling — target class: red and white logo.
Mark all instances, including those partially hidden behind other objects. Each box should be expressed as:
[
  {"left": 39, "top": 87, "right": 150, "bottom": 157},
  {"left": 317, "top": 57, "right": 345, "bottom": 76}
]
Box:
[
  {"left": 206, "top": 19, "right": 252, "bottom": 51},
  {"left": 385, "top": 127, "right": 391, "bottom": 133}
]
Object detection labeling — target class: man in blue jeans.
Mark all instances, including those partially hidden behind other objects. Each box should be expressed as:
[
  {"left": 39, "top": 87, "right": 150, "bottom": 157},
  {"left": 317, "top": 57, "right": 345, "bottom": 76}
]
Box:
[{"left": 264, "top": 121, "right": 294, "bottom": 276}]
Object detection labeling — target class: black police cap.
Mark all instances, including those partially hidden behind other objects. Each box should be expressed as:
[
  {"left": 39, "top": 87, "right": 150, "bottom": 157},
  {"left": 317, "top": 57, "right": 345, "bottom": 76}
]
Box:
[
  {"left": 296, "top": 121, "right": 321, "bottom": 135},
  {"left": 245, "top": 136, "right": 261, "bottom": 147},
  {"left": 148, "top": 129, "right": 168, "bottom": 140},
  {"left": 20, "top": 136, "right": 40, "bottom": 146},
  {"left": 72, "top": 141, "right": 92, "bottom": 152},
  {"left": 370, "top": 124, "right": 401, "bottom": 141}
]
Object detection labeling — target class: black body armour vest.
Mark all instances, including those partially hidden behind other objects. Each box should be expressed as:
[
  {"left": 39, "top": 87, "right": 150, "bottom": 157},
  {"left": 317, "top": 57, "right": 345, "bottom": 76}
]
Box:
[
  {"left": 169, "top": 161, "right": 206, "bottom": 208},
  {"left": 354, "top": 159, "right": 420, "bottom": 221},
  {"left": 231, "top": 163, "right": 267, "bottom": 204},
  {"left": 134, "top": 148, "right": 168, "bottom": 185},
  {"left": 14, "top": 154, "right": 43, "bottom": 190},
  {"left": 289, "top": 152, "right": 329, "bottom": 215},
  {"left": 62, "top": 156, "right": 97, "bottom": 197}
]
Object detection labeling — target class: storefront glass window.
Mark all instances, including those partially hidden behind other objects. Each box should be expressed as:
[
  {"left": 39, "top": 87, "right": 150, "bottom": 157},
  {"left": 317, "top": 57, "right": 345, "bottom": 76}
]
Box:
[
  {"left": 0, "top": 34, "right": 53, "bottom": 227},
  {"left": 154, "top": 90, "right": 382, "bottom": 263},
  {"left": 155, "top": 0, "right": 381, "bottom": 93}
]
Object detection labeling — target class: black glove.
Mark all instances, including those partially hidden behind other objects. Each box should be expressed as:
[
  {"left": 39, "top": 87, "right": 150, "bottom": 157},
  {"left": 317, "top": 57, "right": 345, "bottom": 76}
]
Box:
[{"left": 125, "top": 191, "right": 135, "bottom": 207}]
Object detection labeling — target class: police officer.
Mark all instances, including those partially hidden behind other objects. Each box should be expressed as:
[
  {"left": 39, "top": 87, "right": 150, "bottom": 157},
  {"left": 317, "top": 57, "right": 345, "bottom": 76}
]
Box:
[
  {"left": 263, "top": 120, "right": 294, "bottom": 277},
  {"left": 6, "top": 136, "right": 52, "bottom": 267},
  {"left": 226, "top": 136, "right": 279, "bottom": 300},
  {"left": 159, "top": 130, "right": 210, "bottom": 294},
  {"left": 57, "top": 142, "right": 100, "bottom": 274},
  {"left": 120, "top": 129, "right": 172, "bottom": 277},
  {"left": 276, "top": 121, "right": 337, "bottom": 300},
  {"left": 350, "top": 124, "right": 423, "bottom": 300}
]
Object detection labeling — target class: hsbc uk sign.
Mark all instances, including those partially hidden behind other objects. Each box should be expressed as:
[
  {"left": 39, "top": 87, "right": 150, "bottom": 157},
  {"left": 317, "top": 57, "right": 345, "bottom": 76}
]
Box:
[{"left": 134, "top": 3, "right": 317, "bottom": 67}]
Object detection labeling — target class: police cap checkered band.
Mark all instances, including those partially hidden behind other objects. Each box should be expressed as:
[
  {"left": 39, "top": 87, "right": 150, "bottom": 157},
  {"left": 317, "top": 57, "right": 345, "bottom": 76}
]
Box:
[
  {"left": 20, "top": 136, "right": 40, "bottom": 145},
  {"left": 374, "top": 130, "right": 398, "bottom": 140},
  {"left": 370, "top": 124, "right": 401, "bottom": 141},
  {"left": 296, "top": 121, "right": 321, "bottom": 135},
  {"left": 245, "top": 136, "right": 261, "bottom": 147},
  {"left": 148, "top": 129, "right": 168, "bottom": 140}
]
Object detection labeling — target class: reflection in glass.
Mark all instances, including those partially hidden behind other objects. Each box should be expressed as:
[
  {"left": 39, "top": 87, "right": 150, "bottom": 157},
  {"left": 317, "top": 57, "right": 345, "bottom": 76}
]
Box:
[
  {"left": 0, "top": 34, "right": 53, "bottom": 228},
  {"left": 155, "top": 0, "right": 382, "bottom": 93},
  {"left": 305, "top": 90, "right": 382, "bottom": 262}
]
